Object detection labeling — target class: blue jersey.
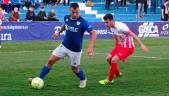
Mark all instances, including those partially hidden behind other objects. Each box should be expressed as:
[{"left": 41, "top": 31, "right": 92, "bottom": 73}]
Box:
[{"left": 62, "top": 15, "right": 93, "bottom": 52}]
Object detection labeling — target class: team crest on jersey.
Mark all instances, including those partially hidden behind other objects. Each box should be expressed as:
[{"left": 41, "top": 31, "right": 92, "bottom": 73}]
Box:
[{"left": 76, "top": 21, "right": 80, "bottom": 25}]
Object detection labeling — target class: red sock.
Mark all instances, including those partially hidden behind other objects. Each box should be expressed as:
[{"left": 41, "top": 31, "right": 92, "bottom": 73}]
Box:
[{"left": 108, "top": 61, "right": 119, "bottom": 81}]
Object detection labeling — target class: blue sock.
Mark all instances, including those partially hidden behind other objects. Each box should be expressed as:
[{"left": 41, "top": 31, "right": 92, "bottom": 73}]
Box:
[
  {"left": 75, "top": 69, "right": 86, "bottom": 80},
  {"left": 39, "top": 66, "right": 51, "bottom": 79}
]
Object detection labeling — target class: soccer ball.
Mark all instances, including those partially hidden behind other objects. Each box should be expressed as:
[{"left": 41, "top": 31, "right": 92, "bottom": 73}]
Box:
[{"left": 31, "top": 77, "right": 44, "bottom": 89}]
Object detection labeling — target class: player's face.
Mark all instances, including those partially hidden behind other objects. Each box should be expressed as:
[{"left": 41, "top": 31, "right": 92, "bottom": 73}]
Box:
[
  {"left": 70, "top": 7, "right": 80, "bottom": 19},
  {"left": 104, "top": 19, "right": 115, "bottom": 28}
]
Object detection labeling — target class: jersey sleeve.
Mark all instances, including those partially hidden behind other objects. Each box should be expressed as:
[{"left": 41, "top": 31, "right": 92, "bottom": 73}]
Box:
[
  {"left": 119, "top": 22, "right": 130, "bottom": 34},
  {"left": 83, "top": 21, "right": 93, "bottom": 33},
  {"left": 62, "top": 15, "right": 67, "bottom": 26}
]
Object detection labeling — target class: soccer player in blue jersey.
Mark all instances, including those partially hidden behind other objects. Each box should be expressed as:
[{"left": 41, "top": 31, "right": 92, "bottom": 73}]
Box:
[{"left": 30, "top": 3, "right": 96, "bottom": 88}]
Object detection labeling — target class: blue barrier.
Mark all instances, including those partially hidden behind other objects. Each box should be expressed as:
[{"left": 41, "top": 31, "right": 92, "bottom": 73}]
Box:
[{"left": 0, "top": 21, "right": 169, "bottom": 42}]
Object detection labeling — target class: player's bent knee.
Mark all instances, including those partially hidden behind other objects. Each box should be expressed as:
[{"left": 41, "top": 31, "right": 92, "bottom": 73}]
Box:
[
  {"left": 71, "top": 66, "right": 80, "bottom": 73},
  {"left": 111, "top": 59, "right": 118, "bottom": 63},
  {"left": 106, "top": 56, "right": 112, "bottom": 62},
  {"left": 47, "top": 55, "right": 60, "bottom": 66},
  {"left": 48, "top": 59, "right": 55, "bottom": 65},
  {"left": 111, "top": 55, "right": 119, "bottom": 63}
]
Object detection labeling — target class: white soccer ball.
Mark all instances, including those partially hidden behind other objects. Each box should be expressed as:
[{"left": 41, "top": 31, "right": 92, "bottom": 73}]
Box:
[{"left": 31, "top": 77, "right": 44, "bottom": 89}]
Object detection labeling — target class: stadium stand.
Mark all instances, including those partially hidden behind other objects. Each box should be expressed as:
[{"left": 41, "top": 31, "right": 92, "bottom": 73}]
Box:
[{"left": 1, "top": 0, "right": 162, "bottom": 22}]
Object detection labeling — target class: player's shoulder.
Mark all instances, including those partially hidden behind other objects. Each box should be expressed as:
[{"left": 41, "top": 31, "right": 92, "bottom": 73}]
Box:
[
  {"left": 78, "top": 16, "right": 88, "bottom": 23},
  {"left": 114, "top": 22, "right": 130, "bottom": 32},
  {"left": 115, "top": 22, "right": 127, "bottom": 27},
  {"left": 64, "top": 15, "right": 71, "bottom": 20},
  {"left": 115, "top": 22, "right": 129, "bottom": 30}
]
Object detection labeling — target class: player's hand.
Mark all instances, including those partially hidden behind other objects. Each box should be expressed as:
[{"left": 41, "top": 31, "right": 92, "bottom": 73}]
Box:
[
  {"left": 141, "top": 45, "right": 149, "bottom": 52},
  {"left": 52, "top": 32, "right": 60, "bottom": 39},
  {"left": 87, "top": 46, "right": 94, "bottom": 58}
]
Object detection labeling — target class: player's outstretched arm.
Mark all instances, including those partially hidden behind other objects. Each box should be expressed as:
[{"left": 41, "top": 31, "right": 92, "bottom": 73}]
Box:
[
  {"left": 128, "top": 31, "right": 149, "bottom": 52},
  {"left": 52, "top": 26, "right": 65, "bottom": 39},
  {"left": 87, "top": 30, "right": 96, "bottom": 57}
]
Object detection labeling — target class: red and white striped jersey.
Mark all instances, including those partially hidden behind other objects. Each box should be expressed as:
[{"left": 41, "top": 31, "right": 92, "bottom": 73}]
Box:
[{"left": 110, "top": 22, "right": 135, "bottom": 48}]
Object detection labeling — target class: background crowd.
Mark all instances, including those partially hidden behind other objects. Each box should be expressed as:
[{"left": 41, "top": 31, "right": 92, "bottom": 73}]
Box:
[{"left": 0, "top": 0, "right": 168, "bottom": 21}]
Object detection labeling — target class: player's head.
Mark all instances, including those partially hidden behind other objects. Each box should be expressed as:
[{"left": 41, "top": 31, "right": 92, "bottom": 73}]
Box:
[
  {"left": 103, "top": 14, "right": 115, "bottom": 28},
  {"left": 70, "top": 3, "right": 80, "bottom": 19}
]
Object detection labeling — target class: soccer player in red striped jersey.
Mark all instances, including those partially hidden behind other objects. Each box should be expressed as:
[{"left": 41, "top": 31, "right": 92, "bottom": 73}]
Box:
[{"left": 99, "top": 14, "right": 149, "bottom": 85}]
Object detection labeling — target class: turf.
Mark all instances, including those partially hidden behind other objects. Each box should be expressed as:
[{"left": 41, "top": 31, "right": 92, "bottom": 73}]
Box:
[{"left": 0, "top": 38, "right": 169, "bottom": 96}]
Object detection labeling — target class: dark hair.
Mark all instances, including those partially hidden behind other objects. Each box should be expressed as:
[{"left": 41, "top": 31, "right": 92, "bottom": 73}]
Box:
[
  {"left": 103, "top": 14, "right": 114, "bottom": 20},
  {"left": 164, "top": 0, "right": 168, "bottom": 2},
  {"left": 29, "top": 5, "right": 34, "bottom": 8},
  {"left": 70, "top": 3, "right": 79, "bottom": 9}
]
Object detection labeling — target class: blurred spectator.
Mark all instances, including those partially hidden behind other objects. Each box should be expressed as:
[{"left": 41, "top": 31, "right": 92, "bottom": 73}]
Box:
[
  {"left": 0, "top": 7, "right": 6, "bottom": 21},
  {"left": 157, "top": 0, "right": 163, "bottom": 8},
  {"left": 120, "top": 0, "right": 126, "bottom": 7},
  {"left": 151, "top": 0, "right": 157, "bottom": 14},
  {"left": 37, "top": 6, "right": 47, "bottom": 21},
  {"left": 1, "top": 0, "right": 13, "bottom": 13},
  {"left": 50, "top": 0, "right": 58, "bottom": 6},
  {"left": 26, "top": 5, "right": 36, "bottom": 21},
  {"left": 136, "top": 0, "right": 138, "bottom": 10},
  {"left": 136, "top": 0, "right": 144, "bottom": 18},
  {"left": 9, "top": 7, "right": 20, "bottom": 21},
  {"left": 86, "top": 0, "right": 94, "bottom": 7},
  {"left": 30, "top": 0, "right": 40, "bottom": 9},
  {"left": 48, "top": 9, "right": 59, "bottom": 21},
  {"left": 105, "top": 0, "right": 111, "bottom": 10},
  {"left": 56, "top": 0, "right": 70, "bottom": 6},
  {"left": 44, "top": 0, "right": 50, "bottom": 5},
  {"left": 144, "top": 0, "right": 147, "bottom": 14},
  {"left": 161, "top": 0, "right": 169, "bottom": 21},
  {"left": 25, "top": 0, "right": 31, "bottom": 9},
  {"left": 11, "top": 0, "right": 21, "bottom": 10},
  {"left": 114, "top": 0, "right": 121, "bottom": 10}
]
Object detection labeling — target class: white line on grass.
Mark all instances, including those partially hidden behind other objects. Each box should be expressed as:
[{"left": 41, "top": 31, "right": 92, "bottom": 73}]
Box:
[
  {"left": 0, "top": 50, "right": 169, "bottom": 60},
  {"left": 94, "top": 52, "right": 169, "bottom": 60}
]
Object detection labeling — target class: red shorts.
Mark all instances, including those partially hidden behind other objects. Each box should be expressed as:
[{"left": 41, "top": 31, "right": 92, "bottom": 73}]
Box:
[{"left": 109, "top": 45, "right": 135, "bottom": 62}]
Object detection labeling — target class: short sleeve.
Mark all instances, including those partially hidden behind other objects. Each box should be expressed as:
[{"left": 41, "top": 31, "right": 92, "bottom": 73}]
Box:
[{"left": 119, "top": 22, "right": 130, "bottom": 33}]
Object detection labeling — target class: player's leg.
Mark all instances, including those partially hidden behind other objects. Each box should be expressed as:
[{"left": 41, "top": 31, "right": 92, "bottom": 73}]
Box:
[
  {"left": 107, "top": 55, "right": 120, "bottom": 81},
  {"left": 69, "top": 51, "right": 86, "bottom": 88},
  {"left": 39, "top": 55, "right": 61, "bottom": 79},
  {"left": 99, "top": 46, "right": 121, "bottom": 85},
  {"left": 99, "top": 55, "right": 120, "bottom": 85},
  {"left": 71, "top": 66, "right": 86, "bottom": 81},
  {"left": 39, "top": 44, "right": 66, "bottom": 79},
  {"left": 71, "top": 66, "right": 87, "bottom": 88},
  {"left": 106, "top": 54, "right": 121, "bottom": 78}
]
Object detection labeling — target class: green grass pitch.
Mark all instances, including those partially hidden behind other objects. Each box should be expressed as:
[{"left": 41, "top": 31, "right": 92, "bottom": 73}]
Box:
[{"left": 0, "top": 38, "right": 169, "bottom": 96}]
